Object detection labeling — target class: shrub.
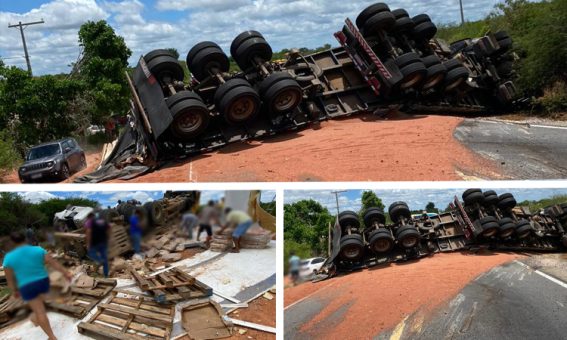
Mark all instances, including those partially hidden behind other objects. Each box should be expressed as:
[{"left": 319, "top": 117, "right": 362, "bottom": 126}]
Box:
[{"left": 536, "top": 81, "right": 567, "bottom": 114}]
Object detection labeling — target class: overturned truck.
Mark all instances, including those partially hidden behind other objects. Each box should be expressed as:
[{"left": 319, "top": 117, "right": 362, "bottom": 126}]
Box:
[
  {"left": 322, "top": 190, "right": 567, "bottom": 277},
  {"left": 78, "top": 2, "right": 520, "bottom": 182}
]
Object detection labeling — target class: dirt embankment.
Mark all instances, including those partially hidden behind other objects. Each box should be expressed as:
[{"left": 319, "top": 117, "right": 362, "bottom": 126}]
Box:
[
  {"left": 110, "top": 113, "right": 501, "bottom": 183},
  {"left": 285, "top": 251, "right": 522, "bottom": 339}
]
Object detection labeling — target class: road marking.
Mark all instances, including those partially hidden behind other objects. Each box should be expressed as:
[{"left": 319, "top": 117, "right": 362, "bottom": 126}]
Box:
[
  {"left": 284, "top": 280, "right": 338, "bottom": 310},
  {"left": 389, "top": 315, "right": 408, "bottom": 340},
  {"left": 530, "top": 124, "right": 567, "bottom": 130},
  {"left": 514, "top": 260, "right": 567, "bottom": 289},
  {"left": 481, "top": 118, "right": 567, "bottom": 130},
  {"left": 189, "top": 162, "right": 193, "bottom": 181}
]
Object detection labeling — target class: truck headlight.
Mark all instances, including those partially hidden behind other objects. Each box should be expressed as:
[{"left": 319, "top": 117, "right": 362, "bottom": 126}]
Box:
[{"left": 20, "top": 167, "right": 26, "bottom": 173}]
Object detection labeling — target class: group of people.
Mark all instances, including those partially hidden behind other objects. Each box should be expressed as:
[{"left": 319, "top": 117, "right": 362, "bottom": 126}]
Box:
[{"left": 181, "top": 200, "right": 255, "bottom": 253}]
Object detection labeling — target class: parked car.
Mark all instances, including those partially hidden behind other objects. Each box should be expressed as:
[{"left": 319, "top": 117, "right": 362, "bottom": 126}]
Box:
[
  {"left": 18, "top": 138, "right": 86, "bottom": 183},
  {"left": 299, "top": 257, "right": 326, "bottom": 277}
]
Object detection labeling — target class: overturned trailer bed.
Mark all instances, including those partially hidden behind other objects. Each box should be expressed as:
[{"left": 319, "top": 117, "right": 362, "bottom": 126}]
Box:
[
  {"left": 321, "top": 189, "right": 567, "bottom": 277},
  {"left": 77, "top": 2, "right": 521, "bottom": 182}
]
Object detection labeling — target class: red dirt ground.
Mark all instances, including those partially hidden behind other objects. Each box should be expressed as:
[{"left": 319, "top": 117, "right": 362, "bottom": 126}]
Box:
[
  {"left": 111, "top": 113, "right": 501, "bottom": 182},
  {"left": 284, "top": 251, "right": 522, "bottom": 339}
]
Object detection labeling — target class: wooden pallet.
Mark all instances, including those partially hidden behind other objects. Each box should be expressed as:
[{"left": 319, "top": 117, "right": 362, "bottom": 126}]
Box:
[
  {"left": 0, "top": 294, "right": 29, "bottom": 328},
  {"left": 46, "top": 278, "right": 117, "bottom": 319},
  {"left": 78, "top": 291, "right": 175, "bottom": 339},
  {"left": 109, "top": 223, "right": 133, "bottom": 259},
  {"left": 129, "top": 267, "right": 212, "bottom": 303}
]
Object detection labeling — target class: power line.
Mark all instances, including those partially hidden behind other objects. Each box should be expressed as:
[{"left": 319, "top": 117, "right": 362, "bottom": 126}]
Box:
[
  {"left": 8, "top": 19, "right": 45, "bottom": 76},
  {"left": 330, "top": 190, "right": 347, "bottom": 215}
]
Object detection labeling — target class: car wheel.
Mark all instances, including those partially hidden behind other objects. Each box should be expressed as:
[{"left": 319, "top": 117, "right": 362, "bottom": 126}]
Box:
[
  {"left": 80, "top": 154, "right": 87, "bottom": 169},
  {"left": 61, "top": 164, "right": 70, "bottom": 180}
]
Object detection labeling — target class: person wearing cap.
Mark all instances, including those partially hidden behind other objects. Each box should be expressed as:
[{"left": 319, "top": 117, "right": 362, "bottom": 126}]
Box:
[
  {"left": 217, "top": 208, "right": 253, "bottom": 253},
  {"left": 3, "top": 231, "right": 72, "bottom": 340},
  {"left": 85, "top": 211, "right": 111, "bottom": 277}
]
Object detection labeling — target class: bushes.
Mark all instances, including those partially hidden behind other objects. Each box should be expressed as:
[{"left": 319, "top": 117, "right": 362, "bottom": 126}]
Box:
[
  {"left": 536, "top": 81, "right": 567, "bottom": 114},
  {"left": 0, "top": 131, "right": 21, "bottom": 181}
]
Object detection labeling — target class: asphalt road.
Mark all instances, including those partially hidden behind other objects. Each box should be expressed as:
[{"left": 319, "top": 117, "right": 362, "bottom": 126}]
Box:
[
  {"left": 455, "top": 119, "right": 567, "bottom": 179},
  {"left": 379, "top": 255, "right": 567, "bottom": 340}
]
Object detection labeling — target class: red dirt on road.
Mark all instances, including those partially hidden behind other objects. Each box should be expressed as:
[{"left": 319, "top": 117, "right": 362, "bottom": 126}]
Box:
[
  {"left": 285, "top": 251, "right": 522, "bottom": 339},
  {"left": 111, "top": 113, "right": 502, "bottom": 182}
]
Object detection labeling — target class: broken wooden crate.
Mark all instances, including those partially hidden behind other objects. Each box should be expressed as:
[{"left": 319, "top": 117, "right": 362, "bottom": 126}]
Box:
[
  {"left": 182, "top": 299, "right": 233, "bottom": 339},
  {"left": 78, "top": 291, "right": 175, "bottom": 339},
  {"left": 129, "top": 267, "right": 212, "bottom": 303},
  {"left": 0, "top": 294, "right": 29, "bottom": 328},
  {"left": 45, "top": 278, "right": 117, "bottom": 319}
]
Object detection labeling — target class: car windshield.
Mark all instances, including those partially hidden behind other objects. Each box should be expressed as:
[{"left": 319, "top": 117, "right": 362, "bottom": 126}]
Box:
[{"left": 27, "top": 144, "right": 61, "bottom": 160}]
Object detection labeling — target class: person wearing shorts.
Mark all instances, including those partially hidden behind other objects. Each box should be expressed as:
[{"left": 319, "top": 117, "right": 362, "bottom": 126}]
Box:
[
  {"left": 181, "top": 212, "right": 199, "bottom": 239},
  {"left": 197, "top": 200, "right": 221, "bottom": 244},
  {"left": 217, "top": 208, "right": 253, "bottom": 253},
  {"left": 288, "top": 251, "right": 301, "bottom": 285},
  {"left": 3, "top": 231, "right": 72, "bottom": 340}
]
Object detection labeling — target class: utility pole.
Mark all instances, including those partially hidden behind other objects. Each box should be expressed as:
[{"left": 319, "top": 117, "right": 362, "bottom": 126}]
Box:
[
  {"left": 8, "top": 19, "right": 45, "bottom": 76},
  {"left": 329, "top": 190, "right": 347, "bottom": 256},
  {"left": 459, "top": 0, "right": 465, "bottom": 25}
]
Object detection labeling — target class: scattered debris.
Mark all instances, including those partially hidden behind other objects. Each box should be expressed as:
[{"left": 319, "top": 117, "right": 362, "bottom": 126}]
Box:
[
  {"left": 229, "top": 318, "right": 276, "bottom": 334},
  {"left": 262, "top": 292, "right": 274, "bottom": 301},
  {"left": 182, "top": 299, "right": 233, "bottom": 339}
]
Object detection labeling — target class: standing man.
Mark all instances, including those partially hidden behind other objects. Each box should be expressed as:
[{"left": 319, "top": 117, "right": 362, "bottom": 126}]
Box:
[
  {"left": 180, "top": 212, "right": 199, "bottom": 239},
  {"left": 288, "top": 251, "right": 301, "bottom": 285},
  {"left": 85, "top": 212, "right": 110, "bottom": 277},
  {"left": 129, "top": 209, "right": 143, "bottom": 255},
  {"left": 197, "top": 200, "right": 221, "bottom": 245},
  {"left": 3, "top": 231, "right": 72, "bottom": 340},
  {"left": 217, "top": 208, "right": 253, "bottom": 253}
]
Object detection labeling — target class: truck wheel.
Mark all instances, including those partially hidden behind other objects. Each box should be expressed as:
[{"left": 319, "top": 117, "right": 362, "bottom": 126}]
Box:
[
  {"left": 498, "top": 217, "right": 516, "bottom": 238},
  {"left": 340, "top": 234, "right": 364, "bottom": 261},
  {"left": 230, "top": 31, "right": 265, "bottom": 58},
  {"left": 101, "top": 209, "right": 120, "bottom": 222},
  {"left": 496, "top": 61, "right": 513, "bottom": 77},
  {"left": 167, "top": 91, "right": 210, "bottom": 140},
  {"left": 399, "top": 61, "right": 427, "bottom": 89},
  {"left": 478, "top": 216, "right": 499, "bottom": 237},
  {"left": 146, "top": 55, "right": 185, "bottom": 83},
  {"left": 515, "top": 219, "right": 532, "bottom": 239},
  {"left": 396, "top": 225, "right": 421, "bottom": 248},
  {"left": 422, "top": 55, "right": 441, "bottom": 67},
  {"left": 363, "top": 207, "right": 386, "bottom": 228},
  {"left": 144, "top": 49, "right": 177, "bottom": 63},
  {"left": 368, "top": 228, "right": 394, "bottom": 253},
  {"left": 391, "top": 9, "right": 414, "bottom": 32},
  {"left": 363, "top": 11, "right": 396, "bottom": 35},
  {"left": 60, "top": 164, "right": 70, "bottom": 180},
  {"left": 233, "top": 36, "right": 273, "bottom": 71},
  {"left": 422, "top": 63, "right": 446, "bottom": 90},
  {"left": 413, "top": 21, "right": 437, "bottom": 41},
  {"left": 389, "top": 201, "right": 411, "bottom": 224},
  {"left": 394, "top": 52, "right": 420, "bottom": 68},
  {"left": 356, "top": 3, "right": 391, "bottom": 29},
  {"left": 215, "top": 78, "right": 261, "bottom": 124},
  {"left": 463, "top": 189, "right": 484, "bottom": 206},
  {"left": 144, "top": 201, "right": 164, "bottom": 226},
  {"left": 259, "top": 72, "right": 303, "bottom": 116},
  {"left": 121, "top": 203, "right": 136, "bottom": 221},
  {"left": 498, "top": 193, "right": 517, "bottom": 210},
  {"left": 443, "top": 59, "right": 463, "bottom": 71},
  {"left": 187, "top": 41, "right": 229, "bottom": 81},
  {"left": 444, "top": 66, "right": 469, "bottom": 91},
  {"left": 483, "top": 190, "right": 499, "bottom": 206},
  {"left": 338, "top": 210, "right": 360, "bottom": 230},
  {"left": 411, "top": 14, "right": 432, "bottom": 25}
]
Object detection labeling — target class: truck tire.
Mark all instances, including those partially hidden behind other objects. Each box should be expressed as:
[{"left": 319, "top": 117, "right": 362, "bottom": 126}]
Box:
[
  {"left": 146, "top": 55, "right": 184, "bottom": 83},
  {"left": 145, "top": 49, "right": 177, "bottom": 63},
  {"left": 340, "top": 234, "right": 364, "bottom": 261},
  {"left": 389, "top": 201, "right": 411, "bottom": 224},
  {"left": 496, "top": 61, "right": 513, "bottom": 77},
  {"left": 214, "top": 78, "right": 261, "bottom": 124},
  {"left": 515, "top": 219, "right": 532, "bottom": 239},
  {"left": 368, "top": 228, "right": 394, "bottom": 253},
  {"left": 478, "top": 216, "right": 499, "bottom": 237},
  {"left": 394, "top": 52, "right": 420, "bottom": 68},
  {"left": 422, "top": 55, "right": 441, "bottom": 67},
  {"left": 411, "top": 14, "right": 432, "bottom": 26},
  {"left": 498, "top": 193, "right": 517, "bottom": 210},
  {"left": 231, "top": 31, "right": 265, "bottom": 57},
  {"left": 483, "top": 190, "right": 499, "bottom": 206},
  {"left": 413, "top": 21, "right": 437, "bottom": 41},
  {"left": 498, "top": 217, "right": 516, "bottom": 238},
  {"left": 356, "top": 3, "right": 391, "bottom": 29},
  {"left": 396, "top": 225, "right": 421, "bottom": 248},
  {"left": 187, "top": 42, "right": 230, "bottom": 81},
  {"left": 364, "top": 207, "right": 386, "bottom": 228},
  {"left": 167, "top": 91, "right": 210, "bottom": 140},
  {"left": 463, "top": 189, "right": 484, "bottom": 206},
  {"left": 121, "top": 203, "right": 136, "bottom": 222},
  {"left": 144, "top": 201, "right": 165, "bottom": 226},
  {"left": 233, "top": 36, "right": 273, "bottom": 71},
  {"left": 422, "top": 63, "right": 447, "bottom": 90},
  {"left": 338, "top": 210, "right": 360, "bottom": 230},
  {"left": 101, "top": 209, "right": 120, "bottom": 223},
  {"left": 443, "top": 59, "right": 463, "bottom": 71},
  {"left": 399, "top": 61, "right": 427, "bottom": 89},
  {"left": 392, "top": 9, "right": 414, "bottom": 32},
  {"left": 392, "top": 8, "right": 409, "bottom": 19},
  {"left": 259, "top": 72, "right": 303, "bottom": 116},
  {"left": 444, "top": 66, "right": 469, "bottom": 91},
  {"left": 364, "top": 11, "right": 396, "bottom": 35}
]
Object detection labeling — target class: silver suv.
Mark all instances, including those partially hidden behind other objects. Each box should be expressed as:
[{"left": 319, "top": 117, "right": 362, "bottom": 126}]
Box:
[{"left": 18, "top": 138, "right": 86, "bottom": 183}]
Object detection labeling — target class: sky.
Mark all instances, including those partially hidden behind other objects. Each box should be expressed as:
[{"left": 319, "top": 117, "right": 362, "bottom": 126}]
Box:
[
  {"left": 16, "top": 189, "right": 275, "bottom": 207},
  {"left": 0, "top": 0, "right": 512, "bottom": 75},
  {"left": 284, "top": 188, "right": 567, "bottom": 214}
]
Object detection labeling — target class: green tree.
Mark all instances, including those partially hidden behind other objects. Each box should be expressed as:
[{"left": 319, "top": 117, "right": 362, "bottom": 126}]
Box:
[
  {"left": 426, "top": 202, "right": 438, "bottom": 213},
  {"left": 0, "top": 193, "right": 46, "bottom": 236},
  {"left": 284, "top": 199, "right": 334, "bottom": 256},
  {"left": 166, "top": 48, "right": 180, "bottom": 59},
  {"left": 359, "top": 190, "right": 385, "bottom": 215},
  {"left": 77, "top": 20, "right": 132, "bottom": 123}
]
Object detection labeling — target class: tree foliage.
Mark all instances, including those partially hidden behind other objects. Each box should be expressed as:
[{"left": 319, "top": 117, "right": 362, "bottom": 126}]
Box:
[{"left": 426, "top": 202, "right": 438, "bottom": 213}]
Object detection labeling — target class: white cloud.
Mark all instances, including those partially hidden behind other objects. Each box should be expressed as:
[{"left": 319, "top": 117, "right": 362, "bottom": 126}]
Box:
[
  {"left": 108, "top": 190, "right": 156, "bottom": 204},
  {"left": 1, "top": 0, "right": 511, "bottom": 75},
  {"left": 18, "top": 191, "right": 60, "bottom": 203}
]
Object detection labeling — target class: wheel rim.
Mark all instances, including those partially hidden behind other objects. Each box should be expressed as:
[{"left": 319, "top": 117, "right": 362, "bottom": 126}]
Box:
[
  {"left": 229, "top": 96, "right": 256, "bottom": 121},
  {"left": 445, "top": 77, "right": 465, "bottom": 91},
  {"left": 401, "top": 235, "right": 418, "bottom": 248},
  {"left": 422, "top": 73, "right": 444, "bottom": 90},
  {"left": 274, "top": 88, "right": 301, "bottom": 112},
  {"left": 400, "top": 73, "right": 423, "bottom": 89},
  {"left": 176, "top": 111, "right": 203, "bottom": 133},
  {"left": 483, "top": 227, "right": 498, "bottom": 237},
  {"left": 81, "top": 156, "right": 86, "bottom": 167},
  {"left": 372, "top": 238, "right": 392, "bottom": 252},
  {"left": 342, "top": 245, "right": 361, "bottom": 259},
  {"left": 62, "top": 166, "right": 69, "bottom": 178}
]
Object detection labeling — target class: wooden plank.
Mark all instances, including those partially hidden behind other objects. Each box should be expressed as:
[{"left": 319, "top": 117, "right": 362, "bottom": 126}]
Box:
[
  {"left": 129, "top": 267, "right": 150, "bottom": 290},
  {"left": 97, "top": 314, "right": 167, "bottom": 338},
  {"left": 229, "top": 318, "right": 276, "bottom": 333},
  {"left": 111, "top": 297, "right": 172, "bottom": 315},
  {"left": 78, "top": 321, "right": 141, "bottom": 340},
  {"left": 158, "top": 273, "right": 174, "bottom": 288},
  {"left": 98, "top": 303, "right": 172, "bottom": 325}
]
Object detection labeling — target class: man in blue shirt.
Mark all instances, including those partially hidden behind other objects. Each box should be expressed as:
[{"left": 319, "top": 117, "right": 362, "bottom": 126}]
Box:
[
  {"left": 3, "top": 231, "right": 71, "bottom": 340},
  {"left": 129, "top": 209, "right": 143, "bottom": 254},
  {"left": 85, "top": 212, "right": 111, "bottom": 277},
  {"left": 288, "top": 251, "right": 301, "bottom": 285}
]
